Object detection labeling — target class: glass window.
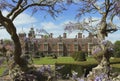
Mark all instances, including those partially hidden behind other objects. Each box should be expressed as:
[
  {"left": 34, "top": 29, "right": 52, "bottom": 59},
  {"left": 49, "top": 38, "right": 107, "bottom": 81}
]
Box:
[
  {"left": 44, "top": 44, "right": 48, "bottom": 50},
  {"left": 59, "top": 44, "right": 63, "bottom": 50},
  {"left": 67, "top": 44, "right": 70, "bottom": 50},
  {"left": 74, "top": 44, "right": 78, "bottom": 50}
]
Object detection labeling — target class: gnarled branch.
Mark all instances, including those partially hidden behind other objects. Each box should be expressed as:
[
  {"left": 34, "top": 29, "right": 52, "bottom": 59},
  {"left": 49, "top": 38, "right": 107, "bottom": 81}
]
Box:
[
  {"left": 7, "top": 0, "right": 57, "bottom": 21},
  {"left": 7, "top": 0, "right": 24, "bottom": 18},
  {"left": 92, "top": 3, "right": 103, "bottom": 14}
]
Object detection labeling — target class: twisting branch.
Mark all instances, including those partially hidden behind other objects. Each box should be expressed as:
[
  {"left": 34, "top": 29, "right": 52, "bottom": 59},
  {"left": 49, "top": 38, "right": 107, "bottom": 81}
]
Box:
[
  {"left": 0, "top": 10, "right": 29, "bottom": 71},
  {"left": 92, "top": 3, "right": 103, "bottom": 14},
  {"left": 23, "top": 2, "right": 56, "bottom": 11},
  {"left": 12, "top": 0, "right": 18, "bottom": 3},
  {"left": 107, "top": 14, "right": 117, "bottom": 32},
  {"left": 7, "top": 0, "right": 24, "bottom": 18},
  {"left": 105, "top": 0, "right": 111, "bottom": 15},
  {"left": 64, "top": 17, "right": 98, "bottom": 35},
  {"left": 7, "top": 0, "right": 57, "bottom": 21},
  {"left": 0, "top": 24, "right": 2, "bottom": 27}
]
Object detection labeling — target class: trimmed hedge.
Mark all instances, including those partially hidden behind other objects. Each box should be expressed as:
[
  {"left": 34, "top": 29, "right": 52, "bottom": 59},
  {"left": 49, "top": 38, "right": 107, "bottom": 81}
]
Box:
[
  {"left": 111, "top": 64, "right": 120, "bottom": 73},
  {"left": 55, "top": 64, "right": 72, "bottom": 79},
  {"left": 111, "top": 67, "right": 120, "bottom": 73},
  {"left": 55, "top": 62, "right": 97, "bottom": 79},
  {"left": 72, "top": 51, "right": 86, "bottom": 61},
  {"left": 55, "top": 58, "right": 120, "bottom": 79}
]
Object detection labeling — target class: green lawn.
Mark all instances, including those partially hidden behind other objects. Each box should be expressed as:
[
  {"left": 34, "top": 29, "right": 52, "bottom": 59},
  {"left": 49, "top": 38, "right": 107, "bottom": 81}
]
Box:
[
  {"left": 33, "top": 57, "right": 120, "bottom": 65},
  {"left": 33, "top": 57, "right": 75, "bottom": 65},
  {"left": 0, "top": 57, "right": 120, "bottom": 76}
]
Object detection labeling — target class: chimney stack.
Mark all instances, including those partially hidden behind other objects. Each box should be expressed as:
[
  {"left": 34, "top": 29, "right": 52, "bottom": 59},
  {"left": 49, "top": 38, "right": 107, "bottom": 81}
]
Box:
[
  {"left": 89, "top": 33, "right": 93, "bottom": 38},
  {"left": 49, "top": 33, "right": 53, "bottom": 38},
  {"left": 78, "top": 33, "right": 82, "bottom": 38},
  {"left": 75, "top": 35, "right": 77, "bottom": 38},
  {"left": 63, "top": 33, "right": 67, "bottom": 38},
  {"left": 41, "top": 35, "right": 43, "bottom": 38}
]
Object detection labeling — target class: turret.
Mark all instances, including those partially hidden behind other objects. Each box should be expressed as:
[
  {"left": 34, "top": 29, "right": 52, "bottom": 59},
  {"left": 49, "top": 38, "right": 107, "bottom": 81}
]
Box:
[
  {"left": 18, "top": 28, "right": 26, "bottom": 38},
  {"left": 28, "top": 27, "right": 35, "bottom": 38}
]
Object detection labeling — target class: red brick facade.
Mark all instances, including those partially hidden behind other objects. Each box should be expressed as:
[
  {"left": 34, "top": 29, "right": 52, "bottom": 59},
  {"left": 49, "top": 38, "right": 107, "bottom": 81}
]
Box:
[{"left": 19, "top": 28, "right": 98, "bottom": 56}]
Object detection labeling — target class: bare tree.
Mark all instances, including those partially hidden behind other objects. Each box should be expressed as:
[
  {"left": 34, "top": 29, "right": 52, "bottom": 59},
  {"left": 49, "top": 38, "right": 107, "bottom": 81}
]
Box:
[
  {"left": 0, "top": 0, "right": 68, "bottom": 80},
  {"left": 65, "top": 0, "right": 120, "bottom": 78}
]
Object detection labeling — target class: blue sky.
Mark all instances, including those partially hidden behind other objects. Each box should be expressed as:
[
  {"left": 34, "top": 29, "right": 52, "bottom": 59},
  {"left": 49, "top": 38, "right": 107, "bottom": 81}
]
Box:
[{"left": 0, "top": 1, "right": 120, "bottom": 43}]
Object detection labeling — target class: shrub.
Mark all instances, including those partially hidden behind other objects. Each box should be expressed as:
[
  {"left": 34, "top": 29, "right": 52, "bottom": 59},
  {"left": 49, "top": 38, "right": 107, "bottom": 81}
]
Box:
[
  {"left": 114, "top": 41, "right": 120, "bottom": 57},
  {"left": 111, "top": 67, "right": 120, "bottom": 73},
  {"left": 52, "top": 53, "right": 58, "bottom": 59},
  {"left": 72, "top": 51, "right": 86, "bottom": 61},
  {"left": 55, "top": 64, "right": 72, "bottom": 79},
  {"left": 91, "top": 40, "right": 114, "bottom": 63},
  {"left": 55, "top": 62, "right": 97, "bottom": 79},
  {"left": 71, "top": 64, "right": 84, "bottom": 77},
  {"left": 40, "top": 52, "right": 45, "bottom": 57}
]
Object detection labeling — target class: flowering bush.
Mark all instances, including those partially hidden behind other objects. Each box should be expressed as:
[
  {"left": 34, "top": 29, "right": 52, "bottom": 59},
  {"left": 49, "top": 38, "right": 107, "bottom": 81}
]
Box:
[
  {"left": 91, "top": 46, "right": 103, "bottom": 63},
  {"left": 8, "top": 64, "right": 55, "bottom": 81},
  {"left": 92, "top": 40, "right": 114, "bottom": 63}
]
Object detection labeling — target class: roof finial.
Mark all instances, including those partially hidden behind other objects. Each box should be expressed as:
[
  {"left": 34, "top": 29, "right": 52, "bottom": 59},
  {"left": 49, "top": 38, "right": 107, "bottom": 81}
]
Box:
[
  {"left": 31, "top": 24, "right": 34, "bottom": 28},
  {"left": 22, "top": 27, "right": 23, "bottom": 31},
  {"left": 20, "top": 27, "right": 25, "bottom": 34}
]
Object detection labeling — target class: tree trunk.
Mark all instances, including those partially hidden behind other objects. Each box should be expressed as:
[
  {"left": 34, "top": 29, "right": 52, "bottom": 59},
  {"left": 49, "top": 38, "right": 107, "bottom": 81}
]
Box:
[
  {"left": 0, "top": 11, "right": 29, "bottom": 72},
  {"left": 97, "top": 15, "right": 111, "bottom": 77}
]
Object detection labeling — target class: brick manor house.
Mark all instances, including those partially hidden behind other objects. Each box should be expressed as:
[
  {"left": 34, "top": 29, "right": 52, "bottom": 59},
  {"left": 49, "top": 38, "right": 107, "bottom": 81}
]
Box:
[{"left": 19, "top": 28, "right": 98, "bottom": 56}]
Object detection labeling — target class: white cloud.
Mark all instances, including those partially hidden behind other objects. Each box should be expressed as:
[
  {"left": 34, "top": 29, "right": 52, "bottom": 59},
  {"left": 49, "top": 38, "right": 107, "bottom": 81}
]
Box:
[
  {"left": 17, "top": 27, "right": 29, "bottom": 34},
  {"left": 13, "top": 13, "right": 37, "bottom": 26},
  {"left": 2, "top": 10, "right": 38, "bottom": 27},
  {"left": 41, "top": 22, "right": 58, "bottom": 30},
  {"left": 0, "top": 10, "right": 120, "bottom": 43},
  {"left": 67, "top": 30, "right": 87, "bottom": 38},
  {"left": 38, "top": 20, "right": 89, "bottom": 38},
  {"left": 0, "top": 10, "right": 38, "bottom": 39},
  {"left": 0, "top": 29, "right": 10, "bottom": 39},
  {"left": 37, "top": 22, "right": 64, "bottom": 37},
  {"left": 0, "top": 27, "right": 30, "bottom": 40},
  {"left": 2, "top": 10, "right": 8, "bottom": 16},
  {"left": 113, "top": 16, "right": 120, "bottom": 27},
  {"left": 106, "top": 31, "right": 120, "bottom": 43}
]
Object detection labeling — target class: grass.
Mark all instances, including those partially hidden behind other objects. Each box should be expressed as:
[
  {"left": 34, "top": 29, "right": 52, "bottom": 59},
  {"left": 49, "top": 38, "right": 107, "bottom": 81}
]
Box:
[
  {"left": 110, "top": 64, "right": 120, "bottom": 72},
  {"left": 111, "top": 64, "right": 120, "bottom": 68},
  {"left": 33, "top": 57, "right": 75, "bottom": 65},
  {"left": 0, "top": 57, "right": 120, "bottom": 75},
  {"left": 33, "top": 56, "right": 98, "bottom": 65},
  {"left": 33, "top": 57, "right": 120, "bottom": 68},
  {"left": 0, "top": 66, "right": 6, "bottom": 76},
  {"left": 32, "top": 57, "right": 116, "bottom": 65},
  {"left": 33, "top": 56, "right": 120, "bottom": 64}
]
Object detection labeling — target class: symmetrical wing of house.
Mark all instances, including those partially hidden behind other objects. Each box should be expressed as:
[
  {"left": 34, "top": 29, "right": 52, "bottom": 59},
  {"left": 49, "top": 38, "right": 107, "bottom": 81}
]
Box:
[{"left": 18, "top": 28, "right": 98, "bottom": 56}]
